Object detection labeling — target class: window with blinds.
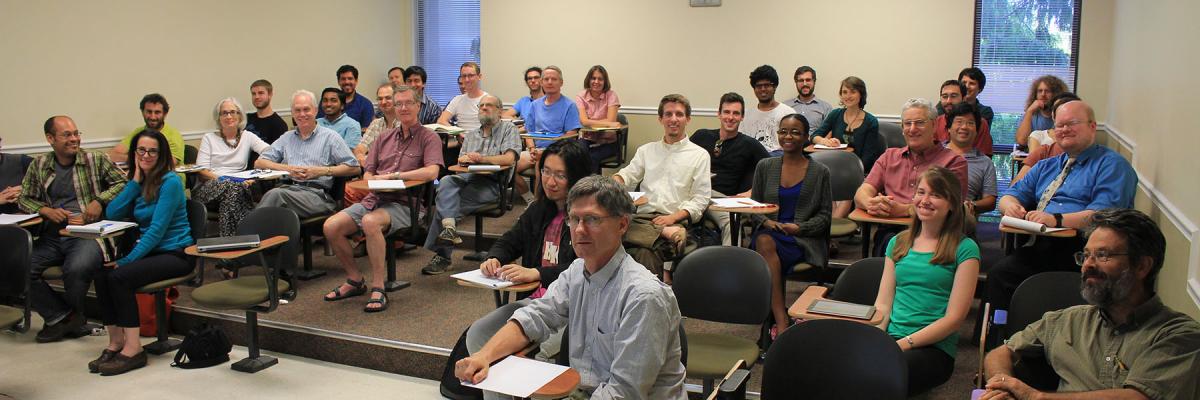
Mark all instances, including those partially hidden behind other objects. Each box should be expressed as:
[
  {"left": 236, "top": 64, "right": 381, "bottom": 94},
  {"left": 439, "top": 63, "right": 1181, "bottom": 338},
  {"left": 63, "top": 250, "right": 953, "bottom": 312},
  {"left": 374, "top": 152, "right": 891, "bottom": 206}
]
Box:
[
  {"left": 414, "top": 0, "right": 481, "bottom": 107},
  {"left": 973, "top": 0, "right": 1081, "bottom": 146}
]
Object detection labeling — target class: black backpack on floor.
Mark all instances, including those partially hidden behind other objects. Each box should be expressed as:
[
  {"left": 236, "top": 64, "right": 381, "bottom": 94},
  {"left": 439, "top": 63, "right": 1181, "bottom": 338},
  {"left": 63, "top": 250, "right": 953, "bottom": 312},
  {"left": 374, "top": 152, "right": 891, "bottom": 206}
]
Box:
[
  {"left": 172, "top": 322, "right": 232, "bottom": 369},
  {"left": 440, "top": 327, "right": 484, "bottom": 400}
]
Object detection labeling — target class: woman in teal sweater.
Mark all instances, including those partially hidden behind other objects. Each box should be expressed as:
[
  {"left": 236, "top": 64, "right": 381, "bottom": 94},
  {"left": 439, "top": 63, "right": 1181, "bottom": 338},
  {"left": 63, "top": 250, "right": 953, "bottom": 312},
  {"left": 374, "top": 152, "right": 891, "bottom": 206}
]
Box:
[
  {"left": 91, "top": 130, "right": 192, "bottom": 376},
  {"left": 872, "top": 166, "right": 979, "bottom": 396}
]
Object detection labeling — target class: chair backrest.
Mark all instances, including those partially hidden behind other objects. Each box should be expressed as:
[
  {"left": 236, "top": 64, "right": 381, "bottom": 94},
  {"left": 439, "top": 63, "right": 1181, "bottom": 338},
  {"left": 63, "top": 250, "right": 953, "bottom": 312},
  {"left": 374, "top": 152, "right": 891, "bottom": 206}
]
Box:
[
  {"left": 184, "top": 144, "right": 199, "bottom": 164},
  {"left": 879, "top": 121, "right": 905, "bottom": 148},
  {"left": 828, "top": 257, "right": 885, "bottom": 305},
  {"left": 186, "top": 199, "right": 207, "bottom": 243},
  {"left": 0, "top": 226, "right": 33, "bottom": 297},
  {"left": 236, "top": 207, "right": 301, "bottom": 273},
  {"left": 673, "top": 246, "right": 771, "bottom": 325},
  {"left": 810, "top": 151, "right": 864, "bottom": 202},
  {"left": 1007, "top": 271, "right": 1085, "bottom": 337},
  {"left": 761, "top": 319, "right": 907, "bottom": 400}
]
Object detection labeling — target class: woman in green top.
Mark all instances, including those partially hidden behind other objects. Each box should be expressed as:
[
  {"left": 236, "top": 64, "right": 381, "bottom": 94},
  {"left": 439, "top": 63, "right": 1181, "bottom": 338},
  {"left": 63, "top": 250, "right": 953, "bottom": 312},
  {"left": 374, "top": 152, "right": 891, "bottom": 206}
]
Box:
[{"left": 873, "top": 166, "right": 980, "bottom": 396}]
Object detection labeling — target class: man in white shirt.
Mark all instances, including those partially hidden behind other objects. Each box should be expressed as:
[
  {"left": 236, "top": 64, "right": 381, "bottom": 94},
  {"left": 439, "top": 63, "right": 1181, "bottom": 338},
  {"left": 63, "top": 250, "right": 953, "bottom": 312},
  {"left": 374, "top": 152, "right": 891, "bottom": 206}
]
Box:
[
  {"left": 613, "top": 94, "right": 711, "bottom": 279},
  {"left": 438, "top": 62, "right": 489, "bottom": 132},
  {"left": 743, "top": 65, "right": 795, "bottom": 157}
]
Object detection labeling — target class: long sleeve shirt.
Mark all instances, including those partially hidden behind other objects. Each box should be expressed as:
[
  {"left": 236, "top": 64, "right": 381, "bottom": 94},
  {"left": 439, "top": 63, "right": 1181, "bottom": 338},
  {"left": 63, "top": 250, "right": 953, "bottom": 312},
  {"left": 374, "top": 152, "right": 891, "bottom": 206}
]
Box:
[
  {"left": 105, "top": 173, "right": 191, "bottom": 266},
  {"left": 511, "top": 247, "right": 687, "bottom": 400},
  {"left": 614, "top": 139, "right": 711, "bottom": 223},
  {"left": 18, "top": 150, "right": 127, "bottom": 214}
]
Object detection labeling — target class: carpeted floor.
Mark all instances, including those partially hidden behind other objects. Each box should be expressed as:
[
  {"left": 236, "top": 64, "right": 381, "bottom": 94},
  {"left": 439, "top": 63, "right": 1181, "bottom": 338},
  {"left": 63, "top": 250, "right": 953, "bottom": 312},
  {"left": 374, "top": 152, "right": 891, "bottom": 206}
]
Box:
[{"left": 172, "top": 201, "right": 1007, "bottom": 399}]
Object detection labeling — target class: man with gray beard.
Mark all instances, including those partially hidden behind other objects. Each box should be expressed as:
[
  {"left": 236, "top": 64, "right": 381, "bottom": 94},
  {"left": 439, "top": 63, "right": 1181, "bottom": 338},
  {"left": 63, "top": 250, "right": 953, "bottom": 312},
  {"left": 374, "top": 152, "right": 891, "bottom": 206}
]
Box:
[
  {"left": 981, "top": 209, "right": 1200, "bottom": 400},
  {"left": 422, "top": 95, "right": 522, "bottom": 275}
]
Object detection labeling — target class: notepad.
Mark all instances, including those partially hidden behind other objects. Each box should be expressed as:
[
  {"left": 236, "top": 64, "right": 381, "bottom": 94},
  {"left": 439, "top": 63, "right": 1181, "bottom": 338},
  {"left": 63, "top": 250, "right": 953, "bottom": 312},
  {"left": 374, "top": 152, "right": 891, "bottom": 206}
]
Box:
[
  {"left": 367, "top": 180, "right": 407, "bottom": 190},
  {"left": 0, "top": 213, "right": 38, "bottom": 225},
  {"left": 467, "top": 164, "right": 503, "bottom": 172},
  {"left": 221, "top": 169, "right": 289, "bottom": 182},
  {"left": 424, "top": 123, "right": 466, "bottom": 134},
  {"left": 452, "top": 269, "right": 516, "bottom": 289},
  {"left": 462, "top": 356, "right": 569, "bottom": 397},
  {"left": 628, "top": 192, "right": 645, "bottom": 202},
  {"left": 65, "top": 220, "right": 138, "bottom": 235},
  {"left": 1000, "top": 215, "right": 1069, "bottom": 233},
  {"left": 710, "top": 198, "right": 771, "bottom": 208},
  {"left": 814, "top": 143, "right": 848, "bottom": 149}
]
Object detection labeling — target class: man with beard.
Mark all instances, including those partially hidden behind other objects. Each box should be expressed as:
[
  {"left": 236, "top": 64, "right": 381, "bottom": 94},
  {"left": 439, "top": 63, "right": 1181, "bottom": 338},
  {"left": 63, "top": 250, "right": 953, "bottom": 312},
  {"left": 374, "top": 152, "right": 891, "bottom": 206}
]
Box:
[
  {"left": 420, "top": 95, "right": 521, "bottom": 275},
  {"left": 109, "top": 93, "right": 184, "bottom": 164},
  {"left": 934, "top": 80, "right": 993, "bottom": 156},
  {"left": 743, "top": 65, "right": 794, "bottom": 156},
  {"left": 783, "top": 66, "right": 832, "bottom": 135},
  {"left": 246, "top": 79, "right": 288, "bottom": 144},
  {"left": 988, "top": 99, "right": 1136, "bottom": 331},
  {"left": 981, "top": 208, "right": 1200, "bottom": 400}
]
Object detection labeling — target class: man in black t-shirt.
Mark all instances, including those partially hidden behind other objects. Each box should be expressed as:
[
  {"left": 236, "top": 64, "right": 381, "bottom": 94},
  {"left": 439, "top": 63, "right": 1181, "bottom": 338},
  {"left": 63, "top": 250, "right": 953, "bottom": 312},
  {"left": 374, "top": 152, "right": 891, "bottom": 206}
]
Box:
[
  {"left": 246, "top": 79, "right": 289, "bottom": 144},
  {"left": 689, "top": 92, "right": 769, "bottom": 245}
]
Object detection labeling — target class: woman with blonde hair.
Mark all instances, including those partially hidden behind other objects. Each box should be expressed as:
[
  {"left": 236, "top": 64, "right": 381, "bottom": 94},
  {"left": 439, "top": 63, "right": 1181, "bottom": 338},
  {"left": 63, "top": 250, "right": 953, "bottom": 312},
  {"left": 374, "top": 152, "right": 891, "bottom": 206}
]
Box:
[{"left": 193, "top": 97, "right": 271, "bottom": 237}]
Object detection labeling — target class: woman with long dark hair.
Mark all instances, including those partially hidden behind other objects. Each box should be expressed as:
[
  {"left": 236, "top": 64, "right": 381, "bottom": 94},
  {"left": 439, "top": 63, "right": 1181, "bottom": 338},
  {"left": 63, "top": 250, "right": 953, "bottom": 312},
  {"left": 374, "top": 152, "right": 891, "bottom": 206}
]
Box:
[{"left": 91, "top": 130, "right": 193, "bottom": 375}]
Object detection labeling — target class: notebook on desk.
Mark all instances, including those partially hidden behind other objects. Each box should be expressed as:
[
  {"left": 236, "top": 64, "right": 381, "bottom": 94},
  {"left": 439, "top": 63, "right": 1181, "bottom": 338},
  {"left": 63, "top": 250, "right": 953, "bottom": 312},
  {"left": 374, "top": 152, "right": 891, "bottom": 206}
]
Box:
[
  {"left": 808, "top": 298, "right": 876, "bottom": 320},
  {"left": 195, "top": 234, "right": 261, "bottom": 253}
]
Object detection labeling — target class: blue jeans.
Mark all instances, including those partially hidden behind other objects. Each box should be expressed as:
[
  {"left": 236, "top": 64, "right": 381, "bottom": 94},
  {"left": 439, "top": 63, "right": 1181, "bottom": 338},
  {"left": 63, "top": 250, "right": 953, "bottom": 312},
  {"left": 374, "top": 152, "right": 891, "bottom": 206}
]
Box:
[
  {"left": 30, "top": 235, "right": 104, "bottom": 322},
  {"left": 423, "top": 173, "right": 501, "bottom": 258}
]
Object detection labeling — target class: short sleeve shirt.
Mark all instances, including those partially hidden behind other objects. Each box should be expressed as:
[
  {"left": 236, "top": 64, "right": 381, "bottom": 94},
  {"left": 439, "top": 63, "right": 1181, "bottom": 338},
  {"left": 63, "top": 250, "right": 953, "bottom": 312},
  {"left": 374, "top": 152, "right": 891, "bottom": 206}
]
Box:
[
  {"left": 865, "top": 145, "right": 969, "bottom": 201},
  {"left": 444, "top": 92, "right": 489, "bottom": 132},
  {"left": 960, "top": 149, "right": 998, "bottom": 200},
  {"left": 525, "top": 95, "right": 583, "bottom": 147},
  {"left": 575, "top": 90, "right": 620, "bottom": 120},
  {"left": 742, "top": 103, "right": 794, "bottom": 153},
  {"left": 885, "top": 236, "right": 980, "bottom": 358},
  {"left": 361, "top": 123, "right": 444, "bottom": 209}
]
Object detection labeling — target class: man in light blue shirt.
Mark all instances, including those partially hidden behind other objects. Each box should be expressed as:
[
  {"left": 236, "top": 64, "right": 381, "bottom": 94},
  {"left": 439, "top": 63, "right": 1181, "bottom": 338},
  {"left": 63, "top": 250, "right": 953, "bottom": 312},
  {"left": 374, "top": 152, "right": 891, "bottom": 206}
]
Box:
[
  {"left": 317, "top": 87, "right": 362, "bottom": 150},
  {"left": 256, "top": 90, "right": 360, "bottom": 219},
  {"left": 515, "top": 66, "right": 582, "bottom": 202},
  {"left": 456, "top": 176, "right": 686, "bottom": 400},
  {"left": 985, "top": 99, "right": 1136, "bottom": 340}
]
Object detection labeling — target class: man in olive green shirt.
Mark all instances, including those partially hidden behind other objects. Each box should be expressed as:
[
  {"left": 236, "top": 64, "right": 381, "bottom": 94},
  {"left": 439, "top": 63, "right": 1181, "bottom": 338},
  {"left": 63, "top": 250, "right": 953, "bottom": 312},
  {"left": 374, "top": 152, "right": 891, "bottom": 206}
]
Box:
[
  {"left": 108, "top": 93, "right": 185, "bottom": 164},
  {"left": 982, "top": 209, "right": 1200, "bottom": 400}
]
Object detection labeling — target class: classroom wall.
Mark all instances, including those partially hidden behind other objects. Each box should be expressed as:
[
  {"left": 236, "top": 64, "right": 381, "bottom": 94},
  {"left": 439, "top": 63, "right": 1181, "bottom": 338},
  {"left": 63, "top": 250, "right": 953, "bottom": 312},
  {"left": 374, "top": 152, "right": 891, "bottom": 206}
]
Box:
[
  {"left": 1099, "top": 0, "right": 1200, "bottom": 318},
  {"left": 0, "top": 0, "right": 413, "bottom": 152}
]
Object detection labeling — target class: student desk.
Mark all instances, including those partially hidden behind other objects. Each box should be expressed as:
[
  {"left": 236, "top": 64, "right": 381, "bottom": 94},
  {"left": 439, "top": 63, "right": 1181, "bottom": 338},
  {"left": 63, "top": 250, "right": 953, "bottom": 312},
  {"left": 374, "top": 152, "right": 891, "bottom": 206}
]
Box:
[
  {"left": 848, "top": 209, "right": 911, "bottom": 258},
  {"left": 707, "top": 203, "right": 778, "bottom": 247}
]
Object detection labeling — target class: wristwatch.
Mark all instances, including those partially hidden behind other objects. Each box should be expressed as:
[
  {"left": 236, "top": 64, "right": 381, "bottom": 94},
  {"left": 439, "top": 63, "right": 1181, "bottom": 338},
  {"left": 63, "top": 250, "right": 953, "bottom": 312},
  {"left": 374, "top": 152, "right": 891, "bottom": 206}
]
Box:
[{"left": 1053, "top": 213, "right": 1064, "bottom": 228}]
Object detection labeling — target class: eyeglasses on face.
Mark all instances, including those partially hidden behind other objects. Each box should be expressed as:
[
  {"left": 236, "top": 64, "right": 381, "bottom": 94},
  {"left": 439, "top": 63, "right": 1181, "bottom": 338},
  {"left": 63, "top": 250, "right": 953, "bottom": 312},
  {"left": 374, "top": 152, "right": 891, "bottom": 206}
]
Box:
[
  {"left": 135, "top": 147, "right": 160, "bottom": 157},
  {"left": 540, "top": 168, "right": 568, "bottom": 182},
  {"left": 566, "top": 214, "right": 617, "bottom": 229},
  {"left": 1074, "top": 250, "right": 1128, "bottom": 266}
]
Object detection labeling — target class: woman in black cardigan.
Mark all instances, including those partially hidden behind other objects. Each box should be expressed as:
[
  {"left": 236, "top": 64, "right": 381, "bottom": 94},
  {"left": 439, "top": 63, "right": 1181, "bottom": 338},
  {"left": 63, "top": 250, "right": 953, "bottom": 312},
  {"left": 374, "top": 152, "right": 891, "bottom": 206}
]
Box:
[
  {"left": 465, "top": 139, "right": 593, "bottom": 356},
  {"left": 750, "top": 114, "right": 833, "bottom": 338}
]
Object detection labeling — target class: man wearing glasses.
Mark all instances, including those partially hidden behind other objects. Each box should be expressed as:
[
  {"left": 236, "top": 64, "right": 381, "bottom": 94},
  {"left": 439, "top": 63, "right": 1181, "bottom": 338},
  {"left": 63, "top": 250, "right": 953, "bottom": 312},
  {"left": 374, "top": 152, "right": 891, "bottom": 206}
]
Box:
[
  {"left": 456, "top": 175, "right": 687, "bottom": 399},
  {"left": 982, "top": 209, "right": 1198, "bottom": 400},
  {"left": 438, "top": 62, "right": 489, "bottom": 132},
  {"left": 689, "top": 92, "right": 769, "bottom": 245},
  {"left": 743, "top": 65, "right": 794, "bottom": 157},
  {"left": 502, "top": 66, "right": 543, "bottom": 119},
  {"left": 19, "top": 116, "right": 126, "bottom": 343},
  {"left": 986, "top": 99, "right": 1136, "bottom": 334},
  {"left": 854, "top": 98, "right": 968, "bottom": 255},
  {"left": 421, "top": 95, "right": 521, "bottom": 275}
]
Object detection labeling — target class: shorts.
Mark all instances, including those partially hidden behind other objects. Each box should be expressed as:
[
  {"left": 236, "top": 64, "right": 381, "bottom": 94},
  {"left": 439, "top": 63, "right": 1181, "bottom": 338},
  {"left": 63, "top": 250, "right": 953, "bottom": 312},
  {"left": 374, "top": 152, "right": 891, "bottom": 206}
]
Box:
[{"left": 341, "top": 202, "right": 412, "bottom": 236}]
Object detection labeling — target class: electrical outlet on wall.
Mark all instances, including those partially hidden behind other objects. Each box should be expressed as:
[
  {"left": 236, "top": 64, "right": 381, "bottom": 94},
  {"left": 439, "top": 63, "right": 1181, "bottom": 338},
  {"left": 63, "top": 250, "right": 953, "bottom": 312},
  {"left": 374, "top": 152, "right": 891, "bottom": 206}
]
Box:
[{"left": 689, "top": 0, "right": 721, "bottom": 7}]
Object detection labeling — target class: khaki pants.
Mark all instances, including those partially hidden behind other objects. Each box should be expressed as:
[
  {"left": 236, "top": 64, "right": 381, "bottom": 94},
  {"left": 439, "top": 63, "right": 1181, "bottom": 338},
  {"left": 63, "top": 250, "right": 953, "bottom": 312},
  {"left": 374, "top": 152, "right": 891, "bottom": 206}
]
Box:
[{"left": 622, "top": 213, "right": 683, "bottom": 277}]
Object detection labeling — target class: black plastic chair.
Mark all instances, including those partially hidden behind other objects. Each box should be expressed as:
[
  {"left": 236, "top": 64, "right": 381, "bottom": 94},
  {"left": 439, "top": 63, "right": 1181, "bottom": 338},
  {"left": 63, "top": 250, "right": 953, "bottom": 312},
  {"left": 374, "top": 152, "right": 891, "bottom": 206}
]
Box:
[
  {"left": 598, "top": 113, "right": 630, "bottom": 169},
  {"left": 297, "top": 175, "right": 349, "bottom": 280},
  {"left": 827, "top": 257, "right": 885, "bottom": 305},
  {"left": 673, "top": 246, "right": 770, "bottom": 395},
  {"left": 463, "top": 154, "right": 518, "bottom": 262},
  {"left": 761, "top": 319, "right": 907, "bottom": 400},
  {"left": 380, "top": 180, "right": 436, "bottom": 292},
  {"left": 189, "top": 206, "right": 300, "bottom": 373},
  {"left": 138, "top": 199, "right": 208, "bottom": 354},
  {"left": 1004, "top": 271, "right": 1085, "bottom": 391},
  {"left": 879, "top": 121, "right": 905, "bottom": 148},
  {"left": 0, "top": 226, "right": 33, "bottom": 333},
  {"left": 810, "top": 150, "right": 864, "bottom": 264}
]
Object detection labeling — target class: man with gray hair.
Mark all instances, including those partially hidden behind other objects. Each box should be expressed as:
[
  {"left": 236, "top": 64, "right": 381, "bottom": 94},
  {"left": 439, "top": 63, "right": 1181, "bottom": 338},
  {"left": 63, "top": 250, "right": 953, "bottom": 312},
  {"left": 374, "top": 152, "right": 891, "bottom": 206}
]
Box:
[
  {"left": 255, "top": 90, "right": 361, "bottom": 219},
  {"left": 982, "top": 208, "right": 1199, "bottom": 400},
  {"left": 421, "top": 94, "right": 522, "bottom": 275},
  {"left": 455, "top": 175, "right": 687, "bottom": 400},
  {"left": 854, "top": 98, "right": 967, "bottom": 255}
]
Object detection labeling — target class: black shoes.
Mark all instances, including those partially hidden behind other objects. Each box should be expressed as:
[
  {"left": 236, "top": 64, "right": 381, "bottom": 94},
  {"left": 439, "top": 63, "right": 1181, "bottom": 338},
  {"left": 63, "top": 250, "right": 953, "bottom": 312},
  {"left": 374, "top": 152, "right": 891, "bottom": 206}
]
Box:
[
  {"left": 98, "top": 351, "right": 147, "bottom": 376},
  {"left": 35, "top": 311, "right": 85, "bottom": 343}
]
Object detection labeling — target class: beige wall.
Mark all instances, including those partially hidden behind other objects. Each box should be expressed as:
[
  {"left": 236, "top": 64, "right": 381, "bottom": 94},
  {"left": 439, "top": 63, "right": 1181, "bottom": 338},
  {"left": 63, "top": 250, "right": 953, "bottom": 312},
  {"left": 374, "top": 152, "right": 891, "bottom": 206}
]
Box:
[
  {"left": 0, "top": 0, "right": 412, "bottom": 151},
  {"left": 1098, "top": 0, "right": 1200, "bottom": 318}
]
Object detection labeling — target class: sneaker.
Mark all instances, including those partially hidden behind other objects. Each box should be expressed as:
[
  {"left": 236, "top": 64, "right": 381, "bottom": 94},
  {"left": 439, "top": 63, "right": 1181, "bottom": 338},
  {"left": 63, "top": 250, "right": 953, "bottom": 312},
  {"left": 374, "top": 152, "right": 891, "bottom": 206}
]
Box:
[
  {"left": 438, "top": 227, "right": 462, "bottom": 245},
  {"left": 35, "top": 311, "right": 85, "bottom": 343},
  {"left": 421, "top": 255, "right": 453, "bottom": 275},
  {"left": 98, "top": 351, "right": 147, "bottom": 376}
]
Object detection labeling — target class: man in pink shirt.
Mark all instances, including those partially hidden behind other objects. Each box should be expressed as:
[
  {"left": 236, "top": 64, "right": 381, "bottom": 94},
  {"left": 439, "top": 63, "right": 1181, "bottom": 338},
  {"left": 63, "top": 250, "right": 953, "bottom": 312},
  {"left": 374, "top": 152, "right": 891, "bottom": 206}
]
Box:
[{"left": 854, "top": 98, "right": 968, "bottom": 255}]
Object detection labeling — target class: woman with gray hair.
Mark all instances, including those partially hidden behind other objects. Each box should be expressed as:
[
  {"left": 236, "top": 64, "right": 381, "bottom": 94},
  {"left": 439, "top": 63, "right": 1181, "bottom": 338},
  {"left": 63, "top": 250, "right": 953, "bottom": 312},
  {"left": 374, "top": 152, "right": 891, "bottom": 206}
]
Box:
[{"left": 192, "top": 97, "right": 271, "bottom": 237}]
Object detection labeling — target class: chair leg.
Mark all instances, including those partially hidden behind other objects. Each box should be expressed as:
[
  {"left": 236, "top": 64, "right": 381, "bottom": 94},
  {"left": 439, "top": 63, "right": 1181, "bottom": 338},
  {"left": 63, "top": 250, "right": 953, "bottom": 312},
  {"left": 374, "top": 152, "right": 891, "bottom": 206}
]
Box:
[
  {"left": 703, "top": 378, "right": 715, "bottom": 397},
  {"left": 231, "top": 311, "right": 278, "bottom": 373},
  {"left": 464, "top": 214, "right": 488, "bottom": 262},
  {"left": 295, "top": 229, "right": 326, "bottom": 280},
  {"left": 142, "top": 290, "right": 181, "bottom": 355},
  {"left": 384, "top": 237, "right": 411, "bottom": 292}
]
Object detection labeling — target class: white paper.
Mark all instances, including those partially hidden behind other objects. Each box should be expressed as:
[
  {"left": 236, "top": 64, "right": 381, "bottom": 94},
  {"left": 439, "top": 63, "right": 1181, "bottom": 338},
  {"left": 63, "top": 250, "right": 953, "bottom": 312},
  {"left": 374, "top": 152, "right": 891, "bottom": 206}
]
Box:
[
  {"left": 424, "top": 123, "right": 465, "bottom": 134},
  {"left": 467, "top": 164, "right": 503, "bottom": 172},
  {"left": 175, "top": 165, "right": 208, "bottom": 173},
  {"left": 462, "top": 356, "right": 570, "bottom": 398},
  {"left": 1011, "top": 149, "right": 1030, "bottom": 157},
  {"left": 451, "top": 269, "right": 515, "bottom": 289},
  {"left": 223, "top": 169, "right": 289, "bottom": 180},
  {"left": 628, "top": 192, "right": 645, "bottom": 202},
  {"left": 65, "top": 220, "right": 138, "bottom": 235},
  {"left": 1000, "top": 215, "right": 1068, "bottom": 233},
  {"left": 710, "top": 197, "right": 770, "bottom": 208},
  {"left": 814, "top": 143, "right": 849, "bottom": 149},
  {"left": 367, "top": 180, "right": 407, "bottom": 190},
  {"left": 0, "top": 213, "right": 38, "bottom": 225}
]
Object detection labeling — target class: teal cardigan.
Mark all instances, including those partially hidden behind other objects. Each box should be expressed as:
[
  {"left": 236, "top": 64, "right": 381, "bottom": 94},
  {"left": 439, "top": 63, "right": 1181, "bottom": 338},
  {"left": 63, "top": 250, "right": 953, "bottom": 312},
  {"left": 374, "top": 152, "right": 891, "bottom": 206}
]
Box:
[{"left": 105, "top": 172, "right": 192, "bottom": 266}]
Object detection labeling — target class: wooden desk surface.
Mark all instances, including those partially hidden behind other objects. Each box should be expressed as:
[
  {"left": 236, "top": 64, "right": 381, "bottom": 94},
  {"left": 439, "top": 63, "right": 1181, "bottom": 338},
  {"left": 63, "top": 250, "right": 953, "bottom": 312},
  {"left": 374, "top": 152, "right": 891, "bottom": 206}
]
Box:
[
  {"left": 346, "top": 179, "right": 429, "bottom": 193},
  {"left": 788, "top": 285, "right": 884, "bottom": 326},
  {"left": 849, "top": 208, "right": 911, "bottom": 226},
  {"left": 448, "top": 164, "right": 513, "bottom": 175},
  {"left": 17, "top": 216, "right": 43, "bottom": 228},
  {"left": 708, "top": 204, "right": 779, "bottom": 214},
  {"left": 579, "top": 124, "right": 626, "bottom": 133},
  {"left": 804, "top": 144, "right": 854, "bottom": 153},
  {"left": 185, "top": 235, "right": 289, "bottom": 259},
  {"left": 59, "top": 227, "right": 129, "bottom": 240},
  {"left": 999, "top": 224, "right": 1077, "bottom": 238},
  {"left": 532, "top": 367, "right": 582, "bottom": 399},
  {"left": 455, "top": 278, "right": 541, "bottom": 293}
]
